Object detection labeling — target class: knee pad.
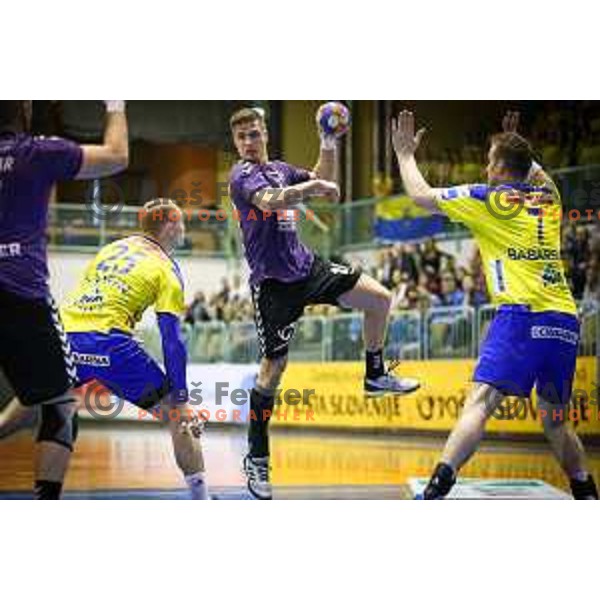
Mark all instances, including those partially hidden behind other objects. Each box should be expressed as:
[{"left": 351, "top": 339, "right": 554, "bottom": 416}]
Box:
[{"left": 36, "top": 400, "right": 76, "bottom": 451}]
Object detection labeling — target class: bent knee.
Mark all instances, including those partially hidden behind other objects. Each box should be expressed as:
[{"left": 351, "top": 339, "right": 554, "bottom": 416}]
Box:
[
  {"left": 36, "top": 399, "right": 77, "bottom": 451},
  {"left": 368, "top": 288, "right": 392, "bottom": 314}
]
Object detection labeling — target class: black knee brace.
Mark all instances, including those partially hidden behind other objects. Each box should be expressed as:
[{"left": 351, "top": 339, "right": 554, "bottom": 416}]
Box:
[{"left": 36, "top": 400, "right": 76, "bottom": 452}]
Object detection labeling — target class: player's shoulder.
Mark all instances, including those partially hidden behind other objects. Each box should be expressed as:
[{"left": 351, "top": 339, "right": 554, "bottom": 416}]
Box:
[
  {"left": 230, "top": 160, "right": 259, "bottom": 181},
  {"left": 156, "top": 255, "right": 184, "bottom": 294},
  {"left": 168, "top": 259, "right": 185, "bottom": 290},
  {"left": 491, "top": 182, "right": 557, "bottom": 204},
  {"left": 439, "top": 183, "right": 489, "bottom": 201},
  {"left": 97, "top": 237, "right": 126, "bottom": 256},
  {"left": 133, "top": 238, "right": 183, "bottom": 291},
  {"left": 32, "top": 134, "right": 65, "bottom": 143},
  {"left": 31, "top": 134, "right": 74, "bottom": 150},
  {"left": 140, "top": 238, "right": 182, "bottom": 281},
  {"left": 0, "top": 132, "right": 34, "bottom": 156},
  {"left": 133, "top": 236, "right": 171, "bottom": 266},
  {"left": 269, "top": 159, "right": 305, "bottom": 176},
  {"left": 269, "top": 159, "right": 292, "bottom": 170},
  {"left": 18, "top": 135, "right": 78, "bottom": 164}
]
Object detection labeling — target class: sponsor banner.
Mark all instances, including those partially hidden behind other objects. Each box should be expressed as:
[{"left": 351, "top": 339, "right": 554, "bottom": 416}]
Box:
[
  {"left": 276, "top": 358, "right": 599, "bottom": 435},
  {"left": 185, "top": 363, "right": 257, "bottom": 423},
  {"left": 79, "top": 363, "right": 258, "bottom": 424}
]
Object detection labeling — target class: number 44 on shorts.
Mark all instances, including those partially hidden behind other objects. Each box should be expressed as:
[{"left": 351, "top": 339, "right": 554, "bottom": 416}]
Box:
[{"left": 330, "top": 263, "right": 352, "bottom": 275}]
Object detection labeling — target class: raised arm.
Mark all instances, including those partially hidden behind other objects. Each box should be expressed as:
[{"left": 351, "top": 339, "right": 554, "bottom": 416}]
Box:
[
  {"left": 392, "top": 110, "right": 443, "bottom": 214},
  {"left": 313, "top": 134, "right": 337, "bottom": 182},
  {"left": 76, "top": 101, "right": 129, "bottom": 180},
  {"left": 312, "top": 103, "right": 351, "bottom": 182}
]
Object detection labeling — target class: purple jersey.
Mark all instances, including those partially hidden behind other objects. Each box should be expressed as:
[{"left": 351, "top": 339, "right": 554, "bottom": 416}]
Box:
[
  {"left": 0, "top": 132, "right": 83, "bottom": 299},
  {"left": 229, "top": 160, "right": 314, "bottom": 285}
]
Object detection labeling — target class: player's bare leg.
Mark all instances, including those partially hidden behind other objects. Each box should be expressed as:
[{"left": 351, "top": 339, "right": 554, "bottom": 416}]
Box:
[
  {"left": 539, "top": 399, "right": 598, "bottom": 499},
  {"left": 423, "top": 383, "right": 504, "bottom": 499},
  {"left": 244, "top": 354, "right": 288, "bottom": 500},
  {"left": 441, "top": 383, "right": 505, "bottom": 470},
  {"left": 33, "top": 394, "right": 78, "bottom": 500},
  {"left": 160, "top": 398, "right": 208, "bottom": 500},
  {"left": 338, "top": 273, "right": 420, "bottom": 396}
]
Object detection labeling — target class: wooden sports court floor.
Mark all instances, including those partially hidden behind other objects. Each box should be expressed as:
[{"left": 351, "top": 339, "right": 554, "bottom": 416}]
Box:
[{"left": 1, "top": 423, "right": 599, "bottom": 499}]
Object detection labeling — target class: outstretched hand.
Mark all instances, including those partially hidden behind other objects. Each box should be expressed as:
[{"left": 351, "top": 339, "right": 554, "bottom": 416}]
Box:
[{"left": 392, "top": 110, "right": 426, "bottom": 158}]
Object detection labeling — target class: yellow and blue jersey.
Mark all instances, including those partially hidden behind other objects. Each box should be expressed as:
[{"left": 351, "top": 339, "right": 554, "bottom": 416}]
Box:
[
  {"left": 61, "top": 235, "right": 185, "bottom": 334},
  {"left": 434, "top": 180, "right": 577, "bottom": 316}
]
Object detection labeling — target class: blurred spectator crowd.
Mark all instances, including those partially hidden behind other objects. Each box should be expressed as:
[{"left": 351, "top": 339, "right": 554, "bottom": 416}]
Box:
[
  {"left": 417, "top": 101, "right": 600, "bottom": 187},
  {"left": 184, "top": 274, "right": 253, "bottom": 326},
  {"left": 366, "top": 240, "right": 488, "bottom": 312},
  {"left": 563, "top": 222, "right": 600, "bottom": 304}
]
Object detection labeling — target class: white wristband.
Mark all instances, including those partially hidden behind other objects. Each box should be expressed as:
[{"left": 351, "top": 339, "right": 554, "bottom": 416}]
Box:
[
  {"left": 527, "top": 161, "right": 542, "bottom": 180},
  {"left": 104, "top": 100, "right": 126, "bottom": 113},
  {"left": 320, "top": 134, "right": 336, "bottom": 151}
]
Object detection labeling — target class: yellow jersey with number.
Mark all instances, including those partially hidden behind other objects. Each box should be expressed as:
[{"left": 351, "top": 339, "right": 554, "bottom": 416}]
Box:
[
  {"left": 434, "top": 180, "right": 577, "bottom": 316},
  {"left": 61, "top": 235, "right": 185, "bottom": 334}
]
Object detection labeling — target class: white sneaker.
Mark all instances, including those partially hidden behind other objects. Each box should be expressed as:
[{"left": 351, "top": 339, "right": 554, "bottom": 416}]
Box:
[
  {"left": 364, "top": 373, "right": 420, "bottom": 396},
  {"left": 243, "top": 455, "right": 272, "bottom": 500}
]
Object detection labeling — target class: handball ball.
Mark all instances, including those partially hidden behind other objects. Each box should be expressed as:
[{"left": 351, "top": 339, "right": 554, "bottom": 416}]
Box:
[{"left": 316, "top": 101, "right": 351, "bottom": 137}]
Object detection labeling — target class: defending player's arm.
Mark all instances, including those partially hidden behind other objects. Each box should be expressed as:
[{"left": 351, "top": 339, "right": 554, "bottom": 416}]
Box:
[
  {"left": 155, "top": 268, "right": 188, "bottom": 404},
  {"left": 392, "top": 110, "right": 443, "bottom": 214},
  {"left": 157, "top": 313, "right": 188, "bottom": 404},
  {"left": 392, "top": 110, "right": 487, "bottom": 227},
  {"left": 75, "top": 101, "right": 129, "bottom": 180}
]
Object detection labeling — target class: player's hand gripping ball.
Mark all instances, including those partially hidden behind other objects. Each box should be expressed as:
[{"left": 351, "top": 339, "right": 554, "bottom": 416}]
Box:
[{"left": 316, "top": 102, "right": 351, "bottom": 138}]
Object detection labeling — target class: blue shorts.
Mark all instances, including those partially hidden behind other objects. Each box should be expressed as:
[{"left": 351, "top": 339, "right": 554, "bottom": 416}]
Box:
[
  {"left": 474, "top": 306, "right": 580, "bottom": 403},
  {"left": 68, "top": 331, "right": 168, "bottom": 407}
]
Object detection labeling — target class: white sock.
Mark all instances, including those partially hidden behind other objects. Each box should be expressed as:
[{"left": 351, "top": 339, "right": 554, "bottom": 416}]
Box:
[{"left": 185, "top": 471, "right": 209, "bottom": 500}]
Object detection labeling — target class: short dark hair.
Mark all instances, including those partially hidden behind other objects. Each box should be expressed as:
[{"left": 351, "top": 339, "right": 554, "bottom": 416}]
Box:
[
  {"left": 490, "top": 132, "right": 533, "bottom": 179},
  {"left": 0, "top": 101, "right": 21, "bottom": 131},
  {"left": 229, "top": 107, "right": 265, "bottom": 131}
]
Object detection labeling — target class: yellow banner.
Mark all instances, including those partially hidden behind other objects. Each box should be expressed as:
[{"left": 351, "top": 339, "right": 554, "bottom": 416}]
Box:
[
  {"left": 276, "top": 358, "right": 599, "bottom": 436},
  {"left": 375, "top": 194, "right": 431, "bottom": 219}
]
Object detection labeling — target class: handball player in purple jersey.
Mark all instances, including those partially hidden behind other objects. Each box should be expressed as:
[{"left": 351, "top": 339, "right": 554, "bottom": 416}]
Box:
[
  {"left": 0, "top": 100, "right": 128, "bottom": 499},
  {"left": 228, "top": 106, "right": 420, "bottom": 499}
]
